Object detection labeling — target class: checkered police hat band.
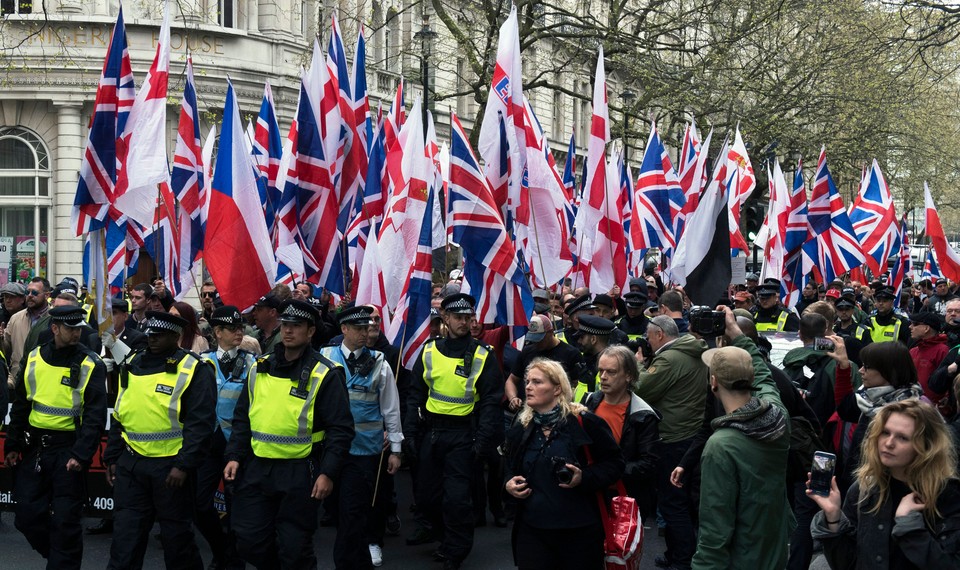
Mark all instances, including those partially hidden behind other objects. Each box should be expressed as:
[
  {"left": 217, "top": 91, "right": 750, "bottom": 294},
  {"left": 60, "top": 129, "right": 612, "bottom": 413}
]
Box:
[
  {"left": 282, "top": 305, "right": 314, "bottom": 322},
  {"left": 579, "top": 324, "right": 610, "bottom": 335},
  {"left": 445, "top": 298, "right": 473, "bottom": 312},
  {"left": 146, "top": 319, "right": 183, "bottom": 335}
]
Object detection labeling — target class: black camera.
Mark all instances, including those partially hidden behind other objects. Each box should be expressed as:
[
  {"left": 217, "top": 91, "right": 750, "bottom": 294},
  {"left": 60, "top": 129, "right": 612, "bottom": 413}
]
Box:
[
  {"left": 551, "top": 456, "right": 576, "bottom": 485},
  {"left": 688, "top": 306, "right": 726, "bottom": 337}
]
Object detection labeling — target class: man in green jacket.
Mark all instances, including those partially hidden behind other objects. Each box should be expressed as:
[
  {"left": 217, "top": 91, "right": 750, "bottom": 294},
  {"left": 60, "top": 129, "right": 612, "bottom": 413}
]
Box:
[
  {"left": 692, "top": 307, "right": 794, "bottom": 570},
  {"left": 633, "top": 315, "right": 707, "bottom": 570}
]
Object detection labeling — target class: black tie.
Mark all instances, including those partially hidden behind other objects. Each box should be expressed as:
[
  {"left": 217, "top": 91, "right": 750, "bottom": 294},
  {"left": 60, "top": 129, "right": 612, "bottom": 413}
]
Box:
[{"left": 347, "top": 352, "right": 358, "bottom": 374}]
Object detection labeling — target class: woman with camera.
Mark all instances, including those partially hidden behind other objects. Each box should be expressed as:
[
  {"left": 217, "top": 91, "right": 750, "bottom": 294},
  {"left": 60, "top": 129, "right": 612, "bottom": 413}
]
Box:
[
  {"left": 503, "top": 358, "right": 624, "bottom": 570},
  {"left": 809, "top": 399, "right": 960, "bottom": 568},
  {"left": 584, "top": 345, "right": 660, "bottom": 520}
]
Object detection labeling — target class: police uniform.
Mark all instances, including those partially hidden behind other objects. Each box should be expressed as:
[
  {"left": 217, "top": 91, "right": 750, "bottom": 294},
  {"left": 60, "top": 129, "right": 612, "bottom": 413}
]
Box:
[
  {"left": 867, "top": 287, "right": 910, "bottom": 344},
  {"left": 753, "top": 279, "right": 800, "bottom": 332},
  {"left": 404, "top": 293, "right": 505, "bottom": 569},
  {"left": 320, "top": 305, "right": 403, "bottom": 570},
  {"left": 5, "top": 306, "right": 107, "bottom": 569},
  {"left": 195, "top": 305, "right": 256, "bottom": 569},
  {"left": 225, "top": 300, "right": 354, "bottom": 568},
  {"left": 574, "top": 315, "right": 616, "bottom": 404},
  {"left": 617, "top": 291, "right": 650, "bottom": 341},
  {"left": 104, "top": 311, "right": 216, "bottom": 570}
]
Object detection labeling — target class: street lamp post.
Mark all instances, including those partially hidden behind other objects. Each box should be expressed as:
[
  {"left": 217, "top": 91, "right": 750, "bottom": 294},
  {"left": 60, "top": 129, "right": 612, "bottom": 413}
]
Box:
[{"left": 415, "top": 16, "right": 438, "bottom": 141}]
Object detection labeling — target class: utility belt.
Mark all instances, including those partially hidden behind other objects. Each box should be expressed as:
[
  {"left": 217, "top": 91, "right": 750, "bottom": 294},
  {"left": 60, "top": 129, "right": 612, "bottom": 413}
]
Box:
[
  {"left": 421, "top": 409, "right": 474, "bottom": 430},
  {"left": 23, "top": 429, "right": 76, "bottom": 450}
]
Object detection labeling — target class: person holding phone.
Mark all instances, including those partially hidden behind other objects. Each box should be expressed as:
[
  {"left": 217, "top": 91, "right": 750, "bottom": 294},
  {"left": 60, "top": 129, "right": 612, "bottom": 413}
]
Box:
[
  {"left": 503, "top": 358, "right": 624, "bottom": 570},
  {"left": 808, "top": 399, "right": 960, "bottom": 568}
]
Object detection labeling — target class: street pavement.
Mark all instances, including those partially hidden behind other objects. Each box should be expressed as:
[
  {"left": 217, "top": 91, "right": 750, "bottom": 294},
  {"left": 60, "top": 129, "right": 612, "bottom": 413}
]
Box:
[{"left": 0, "top": 469, "right": 830, "bottom": 569}]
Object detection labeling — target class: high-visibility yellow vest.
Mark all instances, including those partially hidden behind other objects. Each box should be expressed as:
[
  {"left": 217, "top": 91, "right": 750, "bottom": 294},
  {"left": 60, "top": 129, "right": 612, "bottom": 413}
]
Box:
[
  {"left": 755, "top": 310, "right": 789, "bottom": 332},
  {"left": 114, "top": 353, "right": 200, "bottom": 457},
  {"left": 422, "top": 341, "right": 489, "bottom": 416},
  {"left": 869, "top": 317, "right": 901, "bottom": 344},
  {"left": 23, "top": 348, "right": 96, "bottom": 431},
  {"left": 247, "top": 357, "right": 331, "bottom": 459},
  {"left": 573, "top": 371, "right": 598, "bottom": 404}
]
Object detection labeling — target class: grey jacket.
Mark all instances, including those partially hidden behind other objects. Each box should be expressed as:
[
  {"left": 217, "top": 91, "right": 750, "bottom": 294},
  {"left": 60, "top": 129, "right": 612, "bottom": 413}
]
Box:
[{"left": 811, "top": 479, "right": 960, "bottom": 569}]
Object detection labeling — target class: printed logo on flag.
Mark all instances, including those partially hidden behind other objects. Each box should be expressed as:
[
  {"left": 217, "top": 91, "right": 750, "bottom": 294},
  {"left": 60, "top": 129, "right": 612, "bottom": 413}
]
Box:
[{"left": 494, "top": 72, "right": 510, "bottom": 106}]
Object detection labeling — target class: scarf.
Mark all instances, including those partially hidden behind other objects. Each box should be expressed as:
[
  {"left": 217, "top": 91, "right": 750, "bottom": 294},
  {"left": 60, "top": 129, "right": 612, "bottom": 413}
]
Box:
[
  {"left": 711, "top": 397, "right": 788, "bottom": 442},
  {"left": 533, "top": 404, "right": 563, "bottom": 428},
  {"left": 856, "top": 384, "right": 924, "bottom": 417}
]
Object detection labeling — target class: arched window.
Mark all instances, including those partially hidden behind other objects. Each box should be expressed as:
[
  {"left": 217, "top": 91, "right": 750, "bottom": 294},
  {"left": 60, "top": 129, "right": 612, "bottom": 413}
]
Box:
[{"left": 0, "top": 127, "right": 51, "bottom": 282}]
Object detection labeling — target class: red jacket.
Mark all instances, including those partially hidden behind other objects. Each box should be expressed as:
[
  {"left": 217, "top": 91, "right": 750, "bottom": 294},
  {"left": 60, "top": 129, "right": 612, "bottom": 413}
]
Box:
[{"left": 910, "top": 334, "right": 949, "bottom": 401}]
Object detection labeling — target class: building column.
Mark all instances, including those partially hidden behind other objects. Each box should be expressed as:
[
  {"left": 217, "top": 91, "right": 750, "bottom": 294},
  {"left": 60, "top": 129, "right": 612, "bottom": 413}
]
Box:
[
  {"left": 180, "top": 0, "right": 205, "bottom": 23},
  {"left": 53, "top": 103, "right": 84, "bottom": 283},
  {"left": 246, "top": 0, "right": 259, "bottom": 32}
]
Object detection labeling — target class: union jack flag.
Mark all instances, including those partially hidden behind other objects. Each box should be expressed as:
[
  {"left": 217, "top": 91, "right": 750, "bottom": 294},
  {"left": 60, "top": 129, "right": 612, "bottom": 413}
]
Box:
[
  {"left": 73, "top": 6, "right": 134, "bottom": 235},
  {"left": 922, "top": 248, "right": 942, "bottom": 281},
  {"left": 805, "top": 148, "right": 865, "bottom": 283},
  {"left": 346, "top": 110, "right": 387, "bottom": 295},
  {"left": 252, "top": 82, "right": 283, "bottom": 240},
  {"left": 169, "top": 56, "right": 205, "bottom": 300},
  {"left": 631, "top": 122, "right": 685, "bottom": 253},
  {"left": 849, "top": 159, "right": 898, "bottom": 275},
  {"left": 888, "top": 216, "right": 910, "bottom": 303},
  {"left": 677, "top": 120, "right": 704, "bottom": 233},
  {"left": 782, "top": 160, "right": 809, "bottom": 308},
  {"left": 142, "top": 181, "right": 180, "bottom": 299},
  {"left": 448, "top": 114, "right": 533, "bottom": 327},
  {"left": 388, "top": 185, "right": 437, "bottom": 370}
]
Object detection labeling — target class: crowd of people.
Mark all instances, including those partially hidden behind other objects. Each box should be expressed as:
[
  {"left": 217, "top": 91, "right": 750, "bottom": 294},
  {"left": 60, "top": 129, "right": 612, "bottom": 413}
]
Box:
[{"left": 0, "top": 266, "right": 959, "bottom": 569}]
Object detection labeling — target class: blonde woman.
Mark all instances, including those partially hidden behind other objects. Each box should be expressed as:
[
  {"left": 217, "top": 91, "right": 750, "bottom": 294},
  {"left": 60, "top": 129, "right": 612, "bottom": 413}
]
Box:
[
  {"left": 503, "top": 358, "right": 624, "bottom": 570},
  {"left": 809, "top": 399, "right": 960, "bottom": 568}
]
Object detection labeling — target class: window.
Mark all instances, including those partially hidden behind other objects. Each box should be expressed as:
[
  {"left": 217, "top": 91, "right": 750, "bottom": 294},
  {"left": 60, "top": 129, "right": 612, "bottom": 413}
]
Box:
[
  {"left": 219, "top": 0, "right": 236, "bottom": 28},
  {"left": 386, "top": 8, "right": 399, "bottom": 72},
  {"left": 0, "top": 0, "right": 32, "bottom": 15},
  {"left": 0, "top": 127, "right": 51, "bottom": 282}
]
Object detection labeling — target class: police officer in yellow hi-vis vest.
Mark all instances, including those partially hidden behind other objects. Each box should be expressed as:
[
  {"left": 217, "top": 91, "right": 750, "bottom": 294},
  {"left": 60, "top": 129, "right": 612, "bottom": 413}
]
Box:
[
  {"left": 404, "top": 293, "right": 504, "bottom": 570},
  {"left": 224, "top": 299, "right": 354, "bottom": 568},
  {"left": 753, "top": 278, "right": 800, "bottom": 333},
  {"left": 103, "top": 310, "right": 216, "bottom": 570},
  {"left": 867, "top": 285, "right": 910, "bottom": 344},
  {"left": 574, "top": 315, "right": 616, "bottom": 404},
  {"left": 4, "top": 305, "right": 106, "bottom": 569}
]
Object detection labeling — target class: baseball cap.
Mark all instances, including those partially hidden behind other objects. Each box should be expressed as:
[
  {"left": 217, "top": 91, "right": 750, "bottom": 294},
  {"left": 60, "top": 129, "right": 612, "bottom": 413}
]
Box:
[
  {"left": 909, "top": 312, "right": 943, "bottom": 332},
  {"left": 525, "top": 314, "right": 554, "bottom": 343},
  {"left": 702, "top": 346, "right": 759, "bottom": 392}
]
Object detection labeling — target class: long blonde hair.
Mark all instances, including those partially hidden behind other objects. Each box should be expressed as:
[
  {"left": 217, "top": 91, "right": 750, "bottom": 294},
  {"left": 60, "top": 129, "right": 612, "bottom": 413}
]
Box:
[
  {"left": 517, "top": 358, "right": 586, "bottom": 428},
  {"left": 856, "top": 399, "right": 957, "bottom": 524}
]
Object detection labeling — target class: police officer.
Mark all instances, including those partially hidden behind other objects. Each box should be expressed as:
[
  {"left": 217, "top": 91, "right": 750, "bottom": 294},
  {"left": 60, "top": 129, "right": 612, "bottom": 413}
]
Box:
[
  {"left": 617, "top": 291, "right": 650, "bottom": 341},
  {"left": 104, "top": 311, "right": 216, "bottom": 570},
  {"left": 320, "top": 305, "right": 403, "bottom": 569},
  {"left": 4, "top": 306, "right": 106, "bottom": 569},
  {"left": 560, "top": 293, "right": 599, "bottom": 344},
  {"left": 574, "top": 315, "right": 616, "bottom": 403},
  {"left": 753, "top": 278, "right": 800, "bottom": 332},
  {"left": 195, "top": 305, "right": 255, "bottom": 569},
  {"left": 404, "top": 293, "right": 505, "bottom": 570},
  {"left": 223, "top": 300, "right": 354, "bottom": 568},
  {"left": 867, "top": 285, "right": 910, "bottom": 344}
]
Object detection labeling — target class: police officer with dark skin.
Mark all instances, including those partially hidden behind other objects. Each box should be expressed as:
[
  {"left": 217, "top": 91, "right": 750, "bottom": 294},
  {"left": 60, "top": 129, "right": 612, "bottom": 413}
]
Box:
[
  {"left": 4, "top": 306, "right": 106, "bottom": 569},
  {"left": 223, "top": 300, "right": 354, "bottom": 569},
  {"left": 404, "top": 293, "right": 505, "bottom": 570},
  {"left": 104, "top": 311, "right": 216, "bottom": 570},
  {"left": 617, "top": 291, "right": 650, "bottom": 341},
  {"left": 753, "top": 278, "right": 800, "bottom": 333},
  {"left": 196, "top": 305, "right": 256, "bottom": 570}
]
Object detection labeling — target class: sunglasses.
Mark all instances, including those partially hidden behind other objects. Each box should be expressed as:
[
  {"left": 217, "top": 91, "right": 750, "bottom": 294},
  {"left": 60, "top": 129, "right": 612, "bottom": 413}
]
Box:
[
  {"left": 201, "top": 292, "right": 217, "bottom": 298},
  {"left": 26, "top": 289, "right": 43, "bottom": 297}
]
